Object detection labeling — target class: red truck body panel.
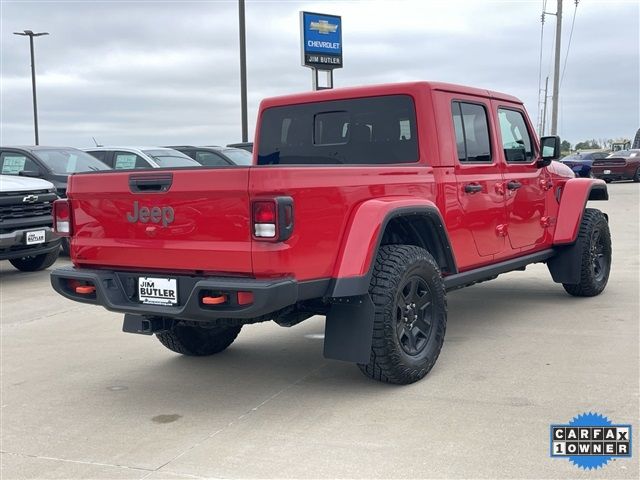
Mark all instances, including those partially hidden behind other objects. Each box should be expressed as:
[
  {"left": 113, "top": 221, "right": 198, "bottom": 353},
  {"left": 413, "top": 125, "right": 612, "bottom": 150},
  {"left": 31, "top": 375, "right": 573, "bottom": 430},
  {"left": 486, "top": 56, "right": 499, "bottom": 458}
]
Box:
[{"left": 68, "top": 169, "right": 253, "bottom": 275}]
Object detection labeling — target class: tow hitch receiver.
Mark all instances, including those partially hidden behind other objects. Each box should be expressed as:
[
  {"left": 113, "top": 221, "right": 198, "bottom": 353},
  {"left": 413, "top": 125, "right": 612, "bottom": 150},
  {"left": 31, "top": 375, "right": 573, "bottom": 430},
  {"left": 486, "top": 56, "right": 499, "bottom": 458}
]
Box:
[{"left": 122, "top": 314, "right": 172, "bottom": 335}]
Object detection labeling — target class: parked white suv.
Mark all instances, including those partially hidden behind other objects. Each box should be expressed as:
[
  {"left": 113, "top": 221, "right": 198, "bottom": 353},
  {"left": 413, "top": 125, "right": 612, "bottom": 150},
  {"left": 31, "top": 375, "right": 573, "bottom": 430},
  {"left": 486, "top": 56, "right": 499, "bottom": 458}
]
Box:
[{"left": 0, "top": 175, "right": 60, "bottom": 271}]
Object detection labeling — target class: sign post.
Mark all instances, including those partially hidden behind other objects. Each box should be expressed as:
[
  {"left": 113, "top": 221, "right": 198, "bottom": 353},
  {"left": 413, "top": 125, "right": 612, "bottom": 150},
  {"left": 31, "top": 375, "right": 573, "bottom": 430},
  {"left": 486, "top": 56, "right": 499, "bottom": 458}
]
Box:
[{"left": 300, "top": 11, "right": 342, "bottom": 90}]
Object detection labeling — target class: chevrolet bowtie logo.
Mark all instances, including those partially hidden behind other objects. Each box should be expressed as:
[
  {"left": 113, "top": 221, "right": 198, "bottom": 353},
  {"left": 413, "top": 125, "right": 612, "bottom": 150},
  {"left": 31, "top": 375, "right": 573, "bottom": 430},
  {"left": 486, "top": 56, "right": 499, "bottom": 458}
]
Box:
[
  {"left": 22, "top": 194, "right": 39, "bottom": 203},
  {"left": 310, "top": 19, "right": 338, "bottom": 34}
]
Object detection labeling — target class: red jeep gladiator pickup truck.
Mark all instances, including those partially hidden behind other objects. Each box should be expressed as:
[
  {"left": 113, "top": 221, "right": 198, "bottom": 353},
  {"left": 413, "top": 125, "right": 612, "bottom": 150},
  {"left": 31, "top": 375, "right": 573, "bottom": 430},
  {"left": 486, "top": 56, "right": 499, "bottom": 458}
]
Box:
[{"left": 51, "top": 82, "right": 611, "bottom": 384}]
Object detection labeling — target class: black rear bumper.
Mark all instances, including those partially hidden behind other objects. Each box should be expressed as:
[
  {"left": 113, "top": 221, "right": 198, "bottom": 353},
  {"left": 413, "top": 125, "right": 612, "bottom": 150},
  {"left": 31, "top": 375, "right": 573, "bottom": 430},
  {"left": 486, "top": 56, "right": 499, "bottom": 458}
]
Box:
[{"left": 50, "top": 267, "right": 299, "bottom": 322}]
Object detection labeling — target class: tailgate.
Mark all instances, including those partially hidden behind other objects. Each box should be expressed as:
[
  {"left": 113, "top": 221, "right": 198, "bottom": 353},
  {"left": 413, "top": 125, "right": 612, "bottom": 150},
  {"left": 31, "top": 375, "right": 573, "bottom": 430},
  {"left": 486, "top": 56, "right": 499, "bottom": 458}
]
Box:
[{"left": 68, "top": 169, "right": 252, "bottom": 274}]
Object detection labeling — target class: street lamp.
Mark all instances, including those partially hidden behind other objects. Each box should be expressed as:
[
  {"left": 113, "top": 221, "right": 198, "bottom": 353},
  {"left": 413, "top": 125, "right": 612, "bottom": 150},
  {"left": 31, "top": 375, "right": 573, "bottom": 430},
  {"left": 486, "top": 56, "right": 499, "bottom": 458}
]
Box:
[
  {"left": 238, "top": 0, "right": 248, "bottom": 143},
  {"left": 13, "top": 30, "right": 49, "bottom": 145}
]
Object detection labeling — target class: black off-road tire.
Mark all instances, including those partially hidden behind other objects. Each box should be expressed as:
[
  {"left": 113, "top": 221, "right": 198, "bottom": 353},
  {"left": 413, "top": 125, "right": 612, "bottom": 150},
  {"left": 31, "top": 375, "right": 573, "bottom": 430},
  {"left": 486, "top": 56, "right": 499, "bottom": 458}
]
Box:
[
  {"left": 562, "top": 208, "right": 611, "bottom": 297},
  {"left": 633, "top": 167, "right": 640, "bottom": 183},
  {"left": 9, "top": 249, "right": 59, "bottom": 272},
  {"left": 156, "top": 323, "right": 242, "bottom": 356},
  {"left": 358, "top": 245, "right": 447, "bottom": 385}
]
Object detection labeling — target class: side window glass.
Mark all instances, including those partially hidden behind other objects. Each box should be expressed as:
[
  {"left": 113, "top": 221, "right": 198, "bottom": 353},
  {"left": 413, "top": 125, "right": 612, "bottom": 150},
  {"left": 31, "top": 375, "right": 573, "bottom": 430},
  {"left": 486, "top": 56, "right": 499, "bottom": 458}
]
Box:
[
  {"left": 452, "top": 103, "right": 466, "bottom": 161},
  {"left": 0, "top": 152, "right": 38, "bottom": 174},
  {"left": 195, "top": 151, "right": 228, "bottom": 166},
  {"left": 114, "top": 152, "right": 147, "bottom": 169},
  {"left": 87, "top": 151, "right": 107, "bottom": 163},
  {"left": 451, "top": 102, "right": 492, "bottom": 163},
  {"left": 498, "top": 108, "right": 533, "bottom": 163}
]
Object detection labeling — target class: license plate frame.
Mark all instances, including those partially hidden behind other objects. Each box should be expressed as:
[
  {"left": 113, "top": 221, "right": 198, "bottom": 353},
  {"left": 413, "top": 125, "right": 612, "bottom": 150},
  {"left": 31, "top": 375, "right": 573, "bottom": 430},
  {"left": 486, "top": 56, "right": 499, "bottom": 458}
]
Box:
[
  {"left": 138, "top": 277, "right": 178, "bottom": 306},
  {"left": 25, "top": 230, "right": 46, "bottom": 245}
]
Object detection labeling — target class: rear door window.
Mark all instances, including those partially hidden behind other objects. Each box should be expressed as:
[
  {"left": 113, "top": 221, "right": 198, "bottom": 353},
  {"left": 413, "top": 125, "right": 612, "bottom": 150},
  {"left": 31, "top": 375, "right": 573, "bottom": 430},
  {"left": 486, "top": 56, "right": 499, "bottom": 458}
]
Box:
[
  {"left": 257, "top": 95, "right": 418, "bottom": 165},
  {"left": 451, "top": 102, "right": 492, "bottom": 163},
  {"left": 195, "top": 151, "right": 230, "bottom": 166},
  {"left": 87, "top": 150, "right": 108, "bottom": 164}
]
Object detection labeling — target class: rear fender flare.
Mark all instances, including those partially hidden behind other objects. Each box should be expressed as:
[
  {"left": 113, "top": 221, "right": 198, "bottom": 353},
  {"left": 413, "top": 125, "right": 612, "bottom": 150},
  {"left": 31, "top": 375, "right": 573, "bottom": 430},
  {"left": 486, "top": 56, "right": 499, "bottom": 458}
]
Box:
[
  {"left": 328, "top": 198, "right": 456, "bottom": 298},
  {"left": 554, "top": 178, "right": 608, "bottom": 245}
]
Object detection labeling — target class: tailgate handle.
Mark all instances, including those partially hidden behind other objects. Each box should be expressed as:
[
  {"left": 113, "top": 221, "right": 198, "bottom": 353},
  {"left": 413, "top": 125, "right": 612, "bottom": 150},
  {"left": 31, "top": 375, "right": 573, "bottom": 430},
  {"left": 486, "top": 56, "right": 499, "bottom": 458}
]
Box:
[{"left": 129, "top": 173, "right": 173, "bottom": 193}]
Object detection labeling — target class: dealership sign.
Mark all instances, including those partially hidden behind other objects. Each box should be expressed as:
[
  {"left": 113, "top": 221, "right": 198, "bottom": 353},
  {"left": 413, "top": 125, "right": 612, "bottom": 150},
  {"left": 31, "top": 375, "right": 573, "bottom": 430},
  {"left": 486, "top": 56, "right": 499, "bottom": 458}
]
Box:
[{"left": 300, "top": 11, "right": 342, "bottom": 69}]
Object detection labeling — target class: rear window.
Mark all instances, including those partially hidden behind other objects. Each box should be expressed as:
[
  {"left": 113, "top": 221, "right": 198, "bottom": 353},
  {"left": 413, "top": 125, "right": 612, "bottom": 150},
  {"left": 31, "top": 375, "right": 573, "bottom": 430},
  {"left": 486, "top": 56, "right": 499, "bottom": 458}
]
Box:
[
  {"left": 221, "top": 148, "right": 253, "bottom": 166},
  {"left": 142, "top": 150, "right": 200, "bottom": 168},
  {"left": 257, "top": 95, "right": 418, "bottom": 165}
]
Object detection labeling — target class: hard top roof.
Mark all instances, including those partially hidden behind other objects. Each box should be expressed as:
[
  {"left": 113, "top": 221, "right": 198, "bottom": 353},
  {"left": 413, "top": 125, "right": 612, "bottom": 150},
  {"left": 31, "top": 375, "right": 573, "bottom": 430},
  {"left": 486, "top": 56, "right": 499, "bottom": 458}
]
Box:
[{"left": 259, "top": 81, "right": 522, "bottom": 109}]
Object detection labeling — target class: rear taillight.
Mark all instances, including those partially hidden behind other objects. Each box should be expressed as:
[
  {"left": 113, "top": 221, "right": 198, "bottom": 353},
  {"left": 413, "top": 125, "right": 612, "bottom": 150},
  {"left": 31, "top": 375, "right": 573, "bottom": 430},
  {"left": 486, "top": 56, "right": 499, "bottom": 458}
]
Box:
[
  {"left": 251, "top": 197, "right": 294, "bottom": 241},
  {"left": 53, "top": 199, "right": 72, "bottom": 236},
  {"left": 253, "top": 201, "right": 277, "bottom": 238}
]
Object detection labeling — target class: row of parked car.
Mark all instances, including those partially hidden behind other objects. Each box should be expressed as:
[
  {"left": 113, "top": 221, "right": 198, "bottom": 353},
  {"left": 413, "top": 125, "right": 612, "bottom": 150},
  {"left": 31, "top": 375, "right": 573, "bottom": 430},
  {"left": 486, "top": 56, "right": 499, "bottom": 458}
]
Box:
[
  {"left": 0, "top": 143, "right": 253, "bottom": 271},
  {"left": 560, "top": 149, "right": 640, "bottom": 182},
  {"left": 1, "top": 144, "right": 253, "bottom": 194}
]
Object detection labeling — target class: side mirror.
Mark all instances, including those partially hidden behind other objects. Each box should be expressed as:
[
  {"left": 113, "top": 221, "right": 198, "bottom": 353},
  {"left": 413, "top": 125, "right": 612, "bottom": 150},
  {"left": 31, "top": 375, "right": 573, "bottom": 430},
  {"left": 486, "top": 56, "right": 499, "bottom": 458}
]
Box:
[
  {"left": 538, "top": 135, "right": 561, "bottom": 167},
  {"left": 18, "top": 170, "right": 42, "bottom": 178}
]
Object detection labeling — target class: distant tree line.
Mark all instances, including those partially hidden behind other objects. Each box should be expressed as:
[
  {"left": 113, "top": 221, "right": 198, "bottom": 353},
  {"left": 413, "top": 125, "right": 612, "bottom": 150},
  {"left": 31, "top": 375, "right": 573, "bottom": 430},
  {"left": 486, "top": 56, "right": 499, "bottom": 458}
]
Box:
[{"left": 562, "top": 138, "right": 631, "bottom": 152}]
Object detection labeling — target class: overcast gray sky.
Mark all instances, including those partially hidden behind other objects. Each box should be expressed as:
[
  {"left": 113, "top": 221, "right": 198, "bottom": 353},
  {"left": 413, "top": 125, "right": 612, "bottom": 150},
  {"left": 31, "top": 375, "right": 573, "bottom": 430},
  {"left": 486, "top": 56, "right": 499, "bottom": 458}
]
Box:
[{"left": 1, "top": 0, "right": 638, "bottom": 148}]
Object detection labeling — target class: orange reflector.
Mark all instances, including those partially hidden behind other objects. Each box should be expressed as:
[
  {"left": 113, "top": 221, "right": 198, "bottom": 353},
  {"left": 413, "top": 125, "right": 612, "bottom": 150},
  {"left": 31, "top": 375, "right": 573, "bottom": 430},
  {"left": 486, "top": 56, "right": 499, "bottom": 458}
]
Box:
[
  {"left": 75, "top": 285, "right": 96, "bottom": 294},
  {"left": 237, "top": 291, "right": 254, "bottom": 305},
  {"left": 202, "top": 295, "right": 227, "bottom": 305}
]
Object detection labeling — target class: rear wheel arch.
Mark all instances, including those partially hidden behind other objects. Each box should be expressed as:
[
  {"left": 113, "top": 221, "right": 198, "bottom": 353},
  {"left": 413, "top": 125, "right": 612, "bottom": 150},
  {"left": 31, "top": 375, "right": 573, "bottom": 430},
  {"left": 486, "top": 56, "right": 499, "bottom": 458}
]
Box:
[
  {"left": 379, "top": 210, "right": 456, "bottom": 276},
  {"left": 328, "top": 206, "right": 456, "bottom": 298}
]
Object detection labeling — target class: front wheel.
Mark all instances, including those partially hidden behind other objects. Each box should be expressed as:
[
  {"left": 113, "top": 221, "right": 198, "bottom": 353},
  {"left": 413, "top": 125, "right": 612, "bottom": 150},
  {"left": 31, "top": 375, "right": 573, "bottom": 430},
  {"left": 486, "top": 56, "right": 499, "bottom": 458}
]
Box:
[
  {"left": 633, "top": 167, "right": 640, "bottom": 183},
  {"left": 358, "top": 245, "right": 447, "bottom": 385},
  {"left": 156, "top": 323, "right": 242, "bottom": 356},
  {"left": 562, "top": 208, "right": 611, "bottom": 297},
  {"left": 9, "top": 249, "right": 59, "bottom": 272}
]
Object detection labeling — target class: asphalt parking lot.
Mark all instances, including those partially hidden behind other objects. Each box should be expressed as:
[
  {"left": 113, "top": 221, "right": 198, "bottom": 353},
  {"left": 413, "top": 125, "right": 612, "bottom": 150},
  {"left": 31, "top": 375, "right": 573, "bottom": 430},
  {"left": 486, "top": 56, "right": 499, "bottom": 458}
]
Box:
[{"left": 1, "top": 183, "right": 638, "bottom": 480}]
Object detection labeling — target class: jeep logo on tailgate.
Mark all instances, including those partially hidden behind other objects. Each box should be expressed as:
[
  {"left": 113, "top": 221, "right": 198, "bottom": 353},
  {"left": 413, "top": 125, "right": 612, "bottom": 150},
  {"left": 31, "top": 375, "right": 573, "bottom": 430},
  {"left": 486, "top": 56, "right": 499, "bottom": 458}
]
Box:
[{"left": 126, "top": 201, "right": 174, "bottom": 227}]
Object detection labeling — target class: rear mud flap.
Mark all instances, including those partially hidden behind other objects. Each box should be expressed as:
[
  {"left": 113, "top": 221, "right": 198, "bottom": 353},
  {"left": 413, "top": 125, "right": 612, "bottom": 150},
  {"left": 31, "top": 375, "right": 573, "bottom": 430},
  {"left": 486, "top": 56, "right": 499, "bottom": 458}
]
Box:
[{"left": 324, "top": 295, "right": 375, "bottom": 364}]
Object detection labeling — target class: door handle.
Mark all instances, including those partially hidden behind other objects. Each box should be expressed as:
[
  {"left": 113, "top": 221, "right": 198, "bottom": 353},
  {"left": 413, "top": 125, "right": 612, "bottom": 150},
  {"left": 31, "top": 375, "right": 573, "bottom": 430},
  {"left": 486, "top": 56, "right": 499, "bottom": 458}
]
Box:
[
  {"left": 464, "top": 183, "right": 483, "bottom": 194},
  {"left": 507, "top": 180, "right": 522, "bottom": 191}
]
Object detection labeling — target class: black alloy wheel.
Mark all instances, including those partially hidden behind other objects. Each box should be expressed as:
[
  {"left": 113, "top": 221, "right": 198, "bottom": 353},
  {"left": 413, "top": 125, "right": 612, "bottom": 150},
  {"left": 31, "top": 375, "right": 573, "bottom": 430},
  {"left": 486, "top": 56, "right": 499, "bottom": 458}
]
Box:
[
  {"left": 589, "top": 227, "right": 608, "bottom": 284},
  {"left": 395, "top": 276, "right": 434, "bottom": 356}
]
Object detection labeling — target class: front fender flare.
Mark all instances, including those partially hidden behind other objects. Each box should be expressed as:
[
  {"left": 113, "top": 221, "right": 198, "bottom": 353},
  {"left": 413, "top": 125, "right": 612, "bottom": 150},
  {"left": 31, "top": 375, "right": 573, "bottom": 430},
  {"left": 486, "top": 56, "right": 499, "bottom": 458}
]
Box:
[{"left": 554, "top": 178, "right": 608, "bottom": 245}]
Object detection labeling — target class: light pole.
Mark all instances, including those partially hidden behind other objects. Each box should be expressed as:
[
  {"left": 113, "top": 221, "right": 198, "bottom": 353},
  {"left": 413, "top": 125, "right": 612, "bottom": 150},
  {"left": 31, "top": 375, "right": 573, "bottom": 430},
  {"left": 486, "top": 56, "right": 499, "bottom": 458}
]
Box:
[
  {"left": 550, "top": 0, "right": 562, "bottom": 135},
  {"left": 13, "top": 30, "right": 49, "bottom": 145},
  {"left": 238, "top": 0, "right": 248, "bottom": 143}
]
